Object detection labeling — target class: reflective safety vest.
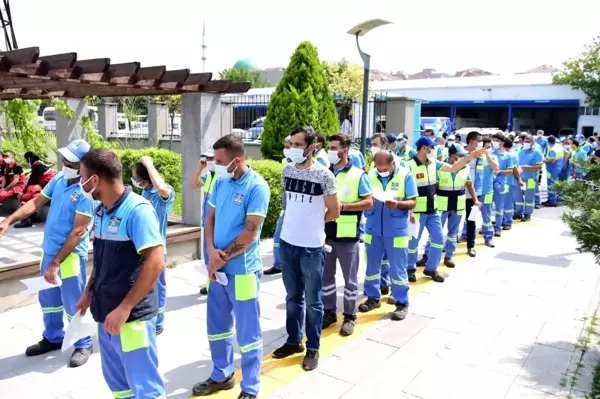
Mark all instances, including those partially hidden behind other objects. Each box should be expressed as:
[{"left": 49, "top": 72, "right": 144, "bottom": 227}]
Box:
[
  {"left": 407, "top": 158, "right": 437, "bottom": 213},
  {"left": 325, "top": 163, "right": 364, "bottom": 242},
  {"left": 546, "top": 144, "right": 565, "bottom": 175},
  {"left": 437, "top": 167, "right": 469, "bottom": 212},
  {"left": 201, "top": 171, "right": 217, "bottom": 226},
  {"left": 364, "top": 165, "right": 411, "bottom": 237},
  {"left": 315, "top": 149, "right": 330, "bottom": 168}
]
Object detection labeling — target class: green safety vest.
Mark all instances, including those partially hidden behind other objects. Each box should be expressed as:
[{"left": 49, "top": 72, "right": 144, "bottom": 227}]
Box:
[
  {"left": 407, "top": 159, "right": 437, "bottom": 213},
  {"left": 315, "top": 149, "right": 330, "bottom": 167},
  {"left": 548, "top": 145, "right": 564, "bottom": 161},
  {"left": 368, "top": 167, "right": 408, "bottom": 198},
  {"left": 325, "top": 164, "right": 364, "bottom": 241},
  {"left": 204, "top": 171, "right": 216, "bottom": 195},
  {"left": 436, "top": 167, "right": 469, "bottom": 212}
]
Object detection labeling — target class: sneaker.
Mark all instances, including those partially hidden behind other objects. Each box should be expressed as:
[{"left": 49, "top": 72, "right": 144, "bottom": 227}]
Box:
[
  {"left": 423, "top": 270, "right": 445, "bottom": 283},
  {"left": 14, "top": 218, "right": 33, "bottom": 228},
  {"left": 522, "top": 215, "right": 531, "bottom": 222},
  {"left": 444, "top": 258, "right": 455, "bottom": 268},
  {"left": 199, "top": 287, "right": 208, "bottom": 295},
  {"left": 302, "top": 350, "right": 319, "bottom": 371},
  {"left": 503, "top": 225, "right": 512, "bottom": 231},
  {"left": 264, "top": 266, "right": 282, "bottom": 275},
  {"left": 322, "top": 311, "right": 337, "bottom": 329},
  {"left": 193, "top": 374, "right": 235, "bottom": 396},
  {"left": 273, "top": 343, "right": 305, "bottom": 359},
  {"left": 69, "top": 348, "right": 92, "bottom": 368},
  {"left": 387, "top": 296, "right": 396, "bottom": 305},
  {"left": 485, "top": 240, "right": 495, "bottom": 248},
  {"left": 494, "top": 230, "right": 501, "bottom": 238},
  {"left": 358, "top": 297, "right": 381, "bottom": 313},
  {"left": 467, "top": 248, "right": 476, "bottom": 257},
  {"left": 408, "top": 271, "right": 417, "bottom": 283},
  {"left": 156, "top": 326, "right": 164, "bottom": 336},
  {"left": 391, "top": 304, "right": 408, "bottom": 321},
  {"left": 380, "top": 286, "right": 390, "bottom": 296},
  {"left": 458, "top": 235, "right": 466, "bottom": 243},
  {"left": 340, "top": 316, "right": 355, "bottom": 336},
  {"left": 237, "top": 392, "right": 256, "bottom": 399},
  {"left": 25, "top": 338, "right": 62, "bottom": 357},
  {"left": 416, "top": 255, "right": 428, "bottom": 267}
]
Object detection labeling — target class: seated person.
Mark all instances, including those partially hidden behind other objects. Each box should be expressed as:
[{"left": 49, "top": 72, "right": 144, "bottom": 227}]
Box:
[
  {"left": 14, "top": 152, "right": 56, "bottom": 228},
  {"left": 0, "top": 151, "right": 26, "bottom": 203}
]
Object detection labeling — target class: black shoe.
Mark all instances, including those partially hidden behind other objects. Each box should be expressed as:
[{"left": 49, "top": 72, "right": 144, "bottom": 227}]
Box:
[
  {"left": 503, "top": 225, "right": 512, "bottom": 231},
  {"left": 444, "top": 258, "right": 455, "bottom": 268},
  {"left": 534, "top": 204, "right": 541, "bottom": 209},
  {"left": 340, "top": 316, "right": 355, "bottom": 336},
  {"left": 408, "top": 271, "right": 417, "bottom": 283},
  {"left": 193, "top": 374, "right": 236, "bottom": 396},
  {"left": 273, "top": 343, "right": 305, "bottom": 359},
  {"left": 380, "top": 286, "right": 390, "bottom": 296},
  {"left": 14, "top": 218, "right": 33, "bottom": 228},
  {"left": 522, "top": 215, "right": 531, "bottom": 222},
  {"left": 322, "top": 311, "right": 337, "bottom": 329},
  {"left": 478, "top": 230, "right": 483, "bottom": 235},
  {"left": 69, "top": 347, "right": 92, "bottom": 368},
  {"left": 416, "top": 255, "right": 428, "bottom": 267},
  {"left": 485, "top": 240, "right": 495, "bottom": 248},
  {"left": 542, "top": 201, "right": 550, "bottom": 206},
  {"left": 494, "top": 230, "right": 501, "bottom": 238},
  {"left": 544, "top": 203, "right": 557, "bottom": 207},
  {"left": 391, "top": 304, "right": 408, "bottom": 321},
  {"left": 303, "top": 350, "right": 319, "bottom": 371},
  {"left": 237, "top": 392, "right": 256, "bottom": 399},
  {"left": 358, "top": 297, "right": 381, "bottom": 313},
  {"left": 156, "top": 327, "right": 164, "bottom": 336},
  {"left": 386, "top": 296, "right": 396, "bottom": 305},
  {"left": 359, "top": 238, "right": 365, "bottom": 244},
  {"left": 513, "top": 214, "right": 522, "bottom": 220},
  {"left": 468, "top": 248, "right": 476, "bottom": 257},
  {"left": 25, "top": 338, "right": 62, "bottom": 357},
  {"left": 423, "top": 270, "right": 445, "bottom": 283},
  {"left": 264, "top": 266, "right": 282, "bottom": 275},
  {"left": 199, "top": 286, "right": 208, "bottom": 295}
]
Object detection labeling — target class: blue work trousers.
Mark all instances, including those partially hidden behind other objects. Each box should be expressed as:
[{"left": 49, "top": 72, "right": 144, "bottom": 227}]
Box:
[
  {"left": 272, "top": 214, "right": 284, "bottom": 270},
  {"left": 503, "top": 186, "right": 517, "bottom": 227},
  {"left": 408, "top": 212, "right": 444, "bottom": 273},
  {"left": 207, "top": 271, "right": 262, "bottom": 396},
  {"left": 546, "top": 168, "right": 559, "bottom": 205},
  {"left": 280, "top": 239, "right": 325, "bottom": 352},
  {"left": 38, "top": 253, "right": 91, "bottom": 350},
  {"left": 535, "top": 175, "right": 541, "bottom": 206},
  {"left": 381, "top": 255, "right": 391, "bottom": 288},
  {"left": 493, "top": 184, "right": 507, "bottom": 232},
  {"left": 481, "top": 193, "right": 494, "bottom": 241},
  {"left": 99, "top": 317, "right": 165, "bottom": 399},
  {"left": 364, "top": 235, "right": 410, "bottom": 305},
  {"left": 156, "top": 267, "right": 166, "bottom": 331},
  {"left": 424, "top": 210, "right": 462, "bottom": 259},
  {"left": 515, "top": 179, "right": 536, "bottom": 217}
]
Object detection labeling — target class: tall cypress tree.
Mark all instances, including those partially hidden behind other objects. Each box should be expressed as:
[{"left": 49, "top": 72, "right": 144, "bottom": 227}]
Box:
[{"left": 261, "top": 41, "right": 339, "bottom": 160}]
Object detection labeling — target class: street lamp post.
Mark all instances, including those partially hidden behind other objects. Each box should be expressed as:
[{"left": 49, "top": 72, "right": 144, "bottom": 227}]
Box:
[{"left": 347, "top": 19, "right": 391, "bottom": 155}]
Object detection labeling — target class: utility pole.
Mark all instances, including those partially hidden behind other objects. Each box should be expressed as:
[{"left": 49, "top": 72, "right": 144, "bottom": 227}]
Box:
[
  {"left": 0, "top": 0, "right": 17, "bottom": 51},
  {"left": 201, "top": 21, "right": 207, "bottom": 72}
]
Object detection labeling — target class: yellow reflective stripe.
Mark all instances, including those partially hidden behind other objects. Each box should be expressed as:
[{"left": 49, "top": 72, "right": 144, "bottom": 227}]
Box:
[
  {"left": 484, "top": 193, "right": 493, "bottom": 204},
  {"left": 364, "top": 234, "right": 372, "bottom": 244},
  {"left": 66, "top": 313, "right": 74, "bottom": 322},
  {"left": 59, "top": 253, "right": 80, "bottom": 279},
  {"left": 41, "top": 191, "right": 51, "bottom": 200},
  {"left": 75, "top": 211, "right": 92, "bottom": 218},
  {"left": 208, "top": 331, "right": 234, "bottom": 341},
  {"left": 392, "top": 278, "right": 408, "bottom": 286},
  {"left": 527, "top": 178, "right": 536, "bottom": 189},
  {"left": 381, "top": 260, "right": 390, "bottom": 265},
  {"left": 430, "top": 242, "right": 443, "bottom": 249},
  {"left": 408, "top": 248, "right": 418, "bottom": 254},
  {"left": 42, "top": 306, "right": 64, "bottom": 313},
  {"left": 393, "top": 236, "right": 409, "bottom": 249},
  {"left": 279, "top": 210, "right": 284, "bottom": 217},
  {"left": 336, "top": 214, "right": 358, "bottom": 238},
  {"left": 365, "top": 273, "right": 381, "bottom": 281},
  {"left": 158, "top": 306, "right": 166, "bottom": 314},
  {"left": 240, "top": 340, "right": 263, "bottom": 353},
  {"left": 482, "top": 222, "right": 492, "bottom": 227},
  {"left": 113, "top": 389, "right": 134, "bottom": 398},
  {"left": 273, "top": 242, "right": 280, "bottom": 248},
  {"left": 206, "top": 277, "right": 211, "bottom": 292},
  {"left": 447, "top": 236, "right": 457, "bottom": 242},
  {"left": 235, "top": 274, "right": 257, "bottom": 301},
  {"left": 120, "top": 320, "right": 149, "bottom": 353}
]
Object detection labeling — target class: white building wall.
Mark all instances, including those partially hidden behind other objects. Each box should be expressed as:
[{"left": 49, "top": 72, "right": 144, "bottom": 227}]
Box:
[{"left": 578, "top": 116, "right": 600, "bottom": 135}]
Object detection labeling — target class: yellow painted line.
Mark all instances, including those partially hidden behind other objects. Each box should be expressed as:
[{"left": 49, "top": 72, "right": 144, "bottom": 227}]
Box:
[{"left": 192, "top": 218, "right": 536, "bottom": 398}]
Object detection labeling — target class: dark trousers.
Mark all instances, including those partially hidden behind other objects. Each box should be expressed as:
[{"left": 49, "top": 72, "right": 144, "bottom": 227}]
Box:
[{"left": 465, "top": 198, "right": 477, "bottom": 250}]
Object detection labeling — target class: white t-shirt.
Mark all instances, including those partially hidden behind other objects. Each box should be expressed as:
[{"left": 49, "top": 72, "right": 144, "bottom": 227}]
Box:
[{"left": 280, "top": 161, "right": 337, "bottom": 248}]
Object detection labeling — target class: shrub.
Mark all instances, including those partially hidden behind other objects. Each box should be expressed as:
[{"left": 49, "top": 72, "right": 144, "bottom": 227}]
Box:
[
  {"left": 261, "top": 41, "right": 339, "bottom": 161},
  {"left": 115, "top": 148, "right": 182, "bottom": 194},
  {"left": 247, "top": 159, "right": 283, "bottom": 238}
]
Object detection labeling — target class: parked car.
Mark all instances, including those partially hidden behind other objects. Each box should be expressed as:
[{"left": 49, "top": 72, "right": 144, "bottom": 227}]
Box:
[
  {"left": 248, "top": 117, "right": 265, "bottom": 140},
  {"left": 233, "top": 128, "right": 252, "bottom": 141}
]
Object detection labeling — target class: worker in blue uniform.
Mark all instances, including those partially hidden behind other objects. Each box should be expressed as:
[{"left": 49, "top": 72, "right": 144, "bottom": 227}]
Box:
[
  {"left": 571, "top": 139, "right": 588, "bottom": 180},
  {"left": 265, "top": 136, "right": 293, "bottom": 275},
  {"left": 534, "top": 130, "right": 548, "bottom": 208},
  {"left": 490, "top": 133, "right": 512, "bottom": 238},
  {"left": 193, "top": 135, "right": 270, "bottom": 399},
  {"left": 478, "top": 136, "right": 499, "bottom": 247},
  {"left": 0, "top": 139, "right": 96, "bottom": 368},
  {"left": 314, "top": 132, "right": 330, "bottom": 168},
  {"left": 359, "top": 150, "right": 417, "bottom": 320},
  {"left": 514, "top": 134, "right": 544, "bottom": 221},
  {"left": 396, "top": 134, "right": 417, "bottom": 161},
  {"left": 542, "top": 135, "right": 564, "bottom": 207},
  {"left": 407, "top": 136, "right": 485, "bottom": 283},
  {"left": 76, "top": 149, "right": 167, "bottom": 398},
  {"left": 132, "top": 156, "right": 175, "bottom": 335},
  {"left": 502, "top": 138, "right": 523, "bottom": 230},
  {"left": 192, "top": 146, "right": 217, "bottom": 296}
]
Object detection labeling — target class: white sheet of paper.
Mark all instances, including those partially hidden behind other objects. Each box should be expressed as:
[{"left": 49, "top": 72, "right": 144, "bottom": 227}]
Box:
[
  {"left": 468, "top": 205, "right": 481, "bottom": 222},
  {"left": 409, "top": 220, "right": 420, "bottom": 239},
  {"left": 192, "top": 260, "right": 228, "bottom": 285},
  {"left": 372, "top": 189, "right": 394, "bottom": 203},
  {"left": 324, "top": 245, "right": 332, "bottom": 253},
  {"left": 21, "top": 276, "right": 62, "bottom": 294},
  {"left": 62, "top": 311, "right": 97, "bottom": 352}
]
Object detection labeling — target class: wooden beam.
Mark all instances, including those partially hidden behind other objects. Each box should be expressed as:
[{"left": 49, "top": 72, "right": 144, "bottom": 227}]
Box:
[
  {"left": 159, "top": 69, "right": 190, "bottom": 89},
  {"left": 9, "top": 60, "right": 48, "bottom": 76},
  {"left": 40, "top": 52, "right": 79, "bottom": 79},
  {"left": 108, "top": 62, "right": 140, "bottom": 85},
  {"left": 75, "top": 58, "right": 109, "bottom": 82},
  {"left": 25, "top": 89, "right": 66, "bottom": 98},
  {"left": 203, "top": 79, "right": 232, "bottom": 93},
  {"left": 181, "top": 72, "right": 212, "bottom": 91},
  {"left": 0, "top": 47, "right": 40, "bottom": 71},
  {"left": 226, "top": 81, "right": 252, "bottom": 94},
  {"left": 135, "top": 66, "right": 166, "bottom": 87}
]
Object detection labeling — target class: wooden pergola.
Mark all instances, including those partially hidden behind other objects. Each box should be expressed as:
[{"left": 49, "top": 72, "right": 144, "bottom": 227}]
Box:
[{"left": 0, "top": 47, "right": 251, "bottom": 100}]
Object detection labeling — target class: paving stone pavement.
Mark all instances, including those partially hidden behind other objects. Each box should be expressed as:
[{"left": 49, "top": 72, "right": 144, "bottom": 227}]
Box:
[{"left": 0, "top": 206, "right": 599, "bottom": 399}]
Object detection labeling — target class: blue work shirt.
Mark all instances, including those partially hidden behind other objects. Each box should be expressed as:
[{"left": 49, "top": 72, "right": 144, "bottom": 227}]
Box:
[
  {"left": 397, "top": 146, "right": 416, "bottom": 161},
  {"left": 332, "top": 166, "right": 372, "bottom": 196},
  {"left": 535, "top": 137, "right": 548, "bottom": 154},
  {"left": 90, "top": 187, "right": 164, "bottom": 323},
  {"left": 583, "top": 143, "right": 594, "bottom": 156},
  {"left": 481, "top": 153, "right": 499, "bottom": 195},
  {"left": 518, "top": 148, "right": 544, "bottom": 181},
  {"left": 546, "top": 145, "right": 564, "bottom": 173},
  {"left": 208, "top": 168, "right": 271, "bottom": 275},
  {"left": 492, "top": 150, "right": 511, "bottom": 189},
  {"left": 142, "top": 185, "right": 175, "bottom": 242},
  {"left": 41, "top": 173, "right": 98, "bottom": 257},
  {"left": 348, "top": 149, "right": 366, "bottom": 169},
  {"left": 506, "top": 150, "right": 519, "bottom": 187},
  {"left": 574, "top": 148, "right": 588, "bottom": 175}
]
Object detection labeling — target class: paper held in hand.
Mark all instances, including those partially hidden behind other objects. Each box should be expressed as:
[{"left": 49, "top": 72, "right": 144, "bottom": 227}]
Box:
[
  {"left": 372, "top": 189, "right": 395, "bottom": 203},
  {"left": 20, "top": 276, "right": 62, "bottom": 294},
  {"left": 192, "top": 260, "right": 228, "bottom": 285},
  {"left": 468, "top": 205, "right": 481, "bottom": 222},
  {"left": 62, "top": 310, "right": 97, "bottom": 352},
  {"left": 409, "top": 219, "right": 420, "bottom": 239}
]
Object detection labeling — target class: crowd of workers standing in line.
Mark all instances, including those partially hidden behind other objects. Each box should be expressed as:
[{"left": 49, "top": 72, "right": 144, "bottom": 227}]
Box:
[{"left": 0, "top": 122, "right": 593, "bottom": 399}]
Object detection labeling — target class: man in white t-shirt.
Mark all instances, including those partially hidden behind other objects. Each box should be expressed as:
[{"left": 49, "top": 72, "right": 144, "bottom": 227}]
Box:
[{"left": 272, "top": 126, "right": 339, "bottom": 372}]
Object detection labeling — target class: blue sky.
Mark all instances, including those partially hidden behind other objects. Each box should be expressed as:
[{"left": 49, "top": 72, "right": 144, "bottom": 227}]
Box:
[{"left": 11, "top": 0, "right": 600, "bottom": 76}]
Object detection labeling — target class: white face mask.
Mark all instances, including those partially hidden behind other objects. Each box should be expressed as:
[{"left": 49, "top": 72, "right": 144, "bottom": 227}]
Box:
[
  {"left": 288, "top": 148, "right": 308, "bottom": 164},
  {"left": 476, "top": 142, "right": 484, "bottom": 149},
  {"left": 283, "top": 149, "right": 291, "bottom": 160},
  {"left": 131, "top": 178, "right": 147, "bottom": 190},
  {"left": 492, "top": 141, "right": 500, "bottom": 150},
  {"left": 523, "top": 142, "right": 532, "bottom": 150},
  {"left": 427, "top": 150, "right": 436, "bottom": 163},
  {"left": 80, "top": 176, "right": 96, "bottom": 200},
  {"left": 370, "top": 147, "right": 381, "bottom": 155},
  {"left": 62, "top": 166, "right": 80, "bottom": 179},
  {"left": 214, "top": 159, "right": 237, "bottom": 179},
  {"left": 378, "top": 170, "right": 391, "bottom": 178},
  {"left": 206, "top": 161, "right": 216, "bottom": 172},
  {"left": 327, "top": 150, "right": 341, "bottom": 165}
]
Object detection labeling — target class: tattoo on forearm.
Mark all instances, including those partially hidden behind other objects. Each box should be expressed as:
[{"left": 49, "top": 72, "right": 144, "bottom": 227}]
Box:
[
  {"left": 226, "top": 239, "right": 246, "bottom": 257},
  {"left": 245, "top": 220, "right": 258, "bottom": 233}
]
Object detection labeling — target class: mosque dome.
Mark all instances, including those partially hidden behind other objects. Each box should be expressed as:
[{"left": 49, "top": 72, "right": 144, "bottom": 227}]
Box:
[{"left": 233, "top": 59, "right": 258, "bottom": 70}]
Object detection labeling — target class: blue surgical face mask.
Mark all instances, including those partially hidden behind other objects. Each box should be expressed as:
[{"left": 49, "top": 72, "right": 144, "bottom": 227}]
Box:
[
  {"left": 215, "top": 159, "right": 237, "bottom": 179},
  {"left": 523, "top": 142, "right": 532, "bottom": 150},
  {"left": 289, "top": 148, "right": 308, "bottom": 164},
  {"left": 492, "top": 141, "right": 500, "bottom": 150}
]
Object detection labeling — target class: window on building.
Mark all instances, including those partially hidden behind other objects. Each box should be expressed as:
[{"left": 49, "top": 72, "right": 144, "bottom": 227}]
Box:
[
  {"left": 593, "top": 108, "right": 600, "bottom": 116},
  {"left": 580, "top": 107, "right": 586, "bottom": 116}
]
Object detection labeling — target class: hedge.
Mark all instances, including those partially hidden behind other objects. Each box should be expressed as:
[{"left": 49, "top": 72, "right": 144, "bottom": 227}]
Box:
[{"left": 115, "top": 148, "right": 283, "bottom": 238}]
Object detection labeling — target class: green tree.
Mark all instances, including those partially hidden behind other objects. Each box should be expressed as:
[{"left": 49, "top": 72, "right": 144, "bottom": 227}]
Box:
[
  {"left": 154, "top": 95, "right": 182, "bottom": 150},
  {"left": 261, "top": 41, "right": 340, "bottom": 160},
  {"left": 322, "top": 58, "right": 368, "bottom": 104},
  {"left": 553, "top": 36, "right": 600, "bottom": 107},
  {"left": 219, "top": 68, "right": 270, "bottom": 88}
]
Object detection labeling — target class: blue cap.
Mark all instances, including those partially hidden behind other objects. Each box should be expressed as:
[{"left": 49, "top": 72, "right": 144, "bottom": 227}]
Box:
[
  {"left": 386, "top": 133, "right": 397, "bottom": 143},
  {"left": 58, "top": 139, "right": 91, "bottom": 162},
  {"left": 448, "top": 143, "right": 468, "bottom": 156},
  {"left": 416, "top": 136, "right": 437, "bottom": 149}
]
